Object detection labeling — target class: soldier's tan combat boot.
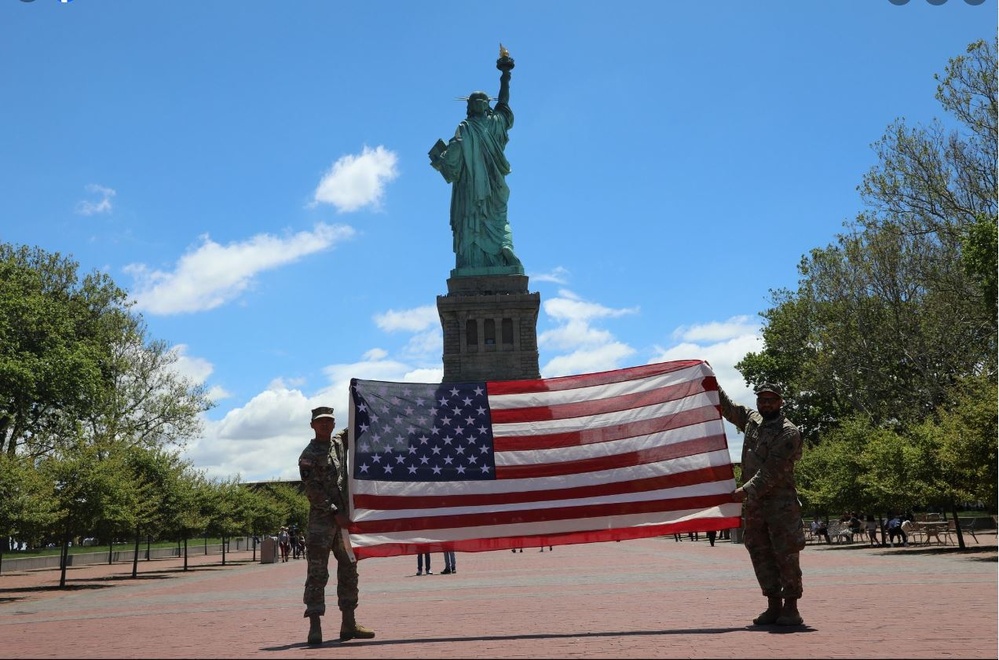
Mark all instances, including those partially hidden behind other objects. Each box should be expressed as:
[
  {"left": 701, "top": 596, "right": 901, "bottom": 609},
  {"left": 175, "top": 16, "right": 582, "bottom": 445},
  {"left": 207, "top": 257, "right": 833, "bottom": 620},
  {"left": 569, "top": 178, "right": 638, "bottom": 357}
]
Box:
[
  {"left": 776, "top": 598, "right": 804, "bottom": 626},
  {"left": 307, "top": 614, "right": 323, "bottom": 645},
  {"left": 752, "top": 597, "right": 783, "bottom": 625},
  {"left": 339, "top": 609, "right": 376, "bottom": 642}
]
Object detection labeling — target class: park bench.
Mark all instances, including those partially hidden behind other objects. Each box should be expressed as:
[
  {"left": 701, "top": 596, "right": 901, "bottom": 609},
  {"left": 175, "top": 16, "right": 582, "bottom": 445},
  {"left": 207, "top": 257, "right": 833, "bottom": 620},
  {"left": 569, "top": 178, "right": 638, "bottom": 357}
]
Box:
[
  {"left": 951, "top": 517, "right": 997, "bottom": 544},
  {"left": 828, "top": 521, "right": 861, "bottom": 544}
]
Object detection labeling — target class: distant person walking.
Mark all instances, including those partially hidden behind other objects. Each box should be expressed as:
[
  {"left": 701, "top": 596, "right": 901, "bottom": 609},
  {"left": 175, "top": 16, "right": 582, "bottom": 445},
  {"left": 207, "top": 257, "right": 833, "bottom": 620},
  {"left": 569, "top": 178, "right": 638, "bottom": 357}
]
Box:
[{"left": 278, "top": 527, "right": 291, "bottom": 562}]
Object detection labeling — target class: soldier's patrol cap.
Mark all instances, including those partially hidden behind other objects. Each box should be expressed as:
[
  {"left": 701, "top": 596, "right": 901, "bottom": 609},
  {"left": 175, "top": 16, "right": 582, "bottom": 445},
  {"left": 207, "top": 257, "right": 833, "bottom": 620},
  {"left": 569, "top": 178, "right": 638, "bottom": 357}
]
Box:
[
  {"left": 311, "top": 406, "right": 335, "bottom": 421},
  {"left": 754, "top": 383, "right": 783, "bottom": 397}
]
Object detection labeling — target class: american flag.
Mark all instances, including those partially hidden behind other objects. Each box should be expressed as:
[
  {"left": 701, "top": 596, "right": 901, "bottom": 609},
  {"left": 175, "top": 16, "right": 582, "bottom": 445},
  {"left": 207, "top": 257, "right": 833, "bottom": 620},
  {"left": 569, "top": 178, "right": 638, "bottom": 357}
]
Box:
[{"left": 345, "top": 360, "right": 740, "bottom": 559}]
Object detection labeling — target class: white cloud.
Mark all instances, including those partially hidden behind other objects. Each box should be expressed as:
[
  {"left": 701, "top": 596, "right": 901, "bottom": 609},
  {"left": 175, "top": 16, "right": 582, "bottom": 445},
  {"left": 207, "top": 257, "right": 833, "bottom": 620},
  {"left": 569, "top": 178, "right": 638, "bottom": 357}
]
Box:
[
  {"left": 651, "top": 333, "right": 763, "bottom": 402},
  {"left": 168, "top": 344, "right": 214, "bottom": 383},
  {"left": 671, "top": 315, "right": 760, "bottom": 343},
  {"left": 539, "top": 320, "right": 616, "bottom": 351},
  {"left": 321, "top": 353, "right": 443, "bottom": 398},
  {"left": 652, "top": 316, "right": 763, "bottom": 402},
  {"left": 215, "top": 385, "right": 308, "bottom": 441},
  {"left": 167, "top": 344, "right": 231, "bottom": 403},
  {"left": 537, "top": 289, "right": 639, "bottom": 374},
  {"left": 403, "top": 367, "right": 445, "bottom": 382},
  {"left": 125, "top": 223, "right": 354, "bottom": 315},
  {"left": 373, "top": 305, "right": 442, "bottom": 362},
  {"left": 530, "top": 266, "right": 570, "bottom": 285},
  {"left": 186, "top": 385, "right": 314, "bottom": 482},
  {"left": 361, "top": 348, "right": 388, "bottom": 361},
  {"left": 542, "top": 342, "right": 637, "bottom": 378},
  {"left": 400, "top": 329, "right": 443, "bottom": 360},
  {"left": 543, "top": 289, "right": 640, "bottom": 323},
  {"left": 312, "top": 145, "right": 399, "bottom": 212},
  {"left": 374, "top": 305, "right": 439, "bottom": 333},
  {"left": 75, "top": 184, "right": 116, "bottom": 216}
]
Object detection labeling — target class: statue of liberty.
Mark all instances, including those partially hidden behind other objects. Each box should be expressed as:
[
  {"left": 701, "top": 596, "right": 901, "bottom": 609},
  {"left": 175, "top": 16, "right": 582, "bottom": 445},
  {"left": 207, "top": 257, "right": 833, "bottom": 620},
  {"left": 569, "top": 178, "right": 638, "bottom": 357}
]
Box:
[{"left": 429, "top": 45, "right": 524, "bottom": 277}]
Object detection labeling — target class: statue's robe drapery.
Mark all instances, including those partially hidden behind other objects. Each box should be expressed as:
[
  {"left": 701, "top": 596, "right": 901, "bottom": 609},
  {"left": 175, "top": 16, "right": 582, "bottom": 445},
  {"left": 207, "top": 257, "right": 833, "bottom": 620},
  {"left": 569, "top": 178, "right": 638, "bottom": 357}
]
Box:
[{"left": 436, "top": 102, "right": 522, "bottom": 272}]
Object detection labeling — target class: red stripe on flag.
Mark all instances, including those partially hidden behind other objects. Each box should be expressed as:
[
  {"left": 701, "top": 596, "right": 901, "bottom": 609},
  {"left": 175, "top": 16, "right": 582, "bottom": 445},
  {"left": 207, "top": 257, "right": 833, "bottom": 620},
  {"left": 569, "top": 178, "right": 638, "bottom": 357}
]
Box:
[
  {"left": 353, "top": 493, "right": 735, "bottom": 535},
  {"left": 493, "top": 405, "right": 720, "bottom": 452},
  {"left": 495, "top": 434, "right": 728, "bottom": 479},
  {"left": 349, "top": 516, "right": 743, "bottom": 559},
  {"left": 485, "top": 360, "right": 704, "bottom": 396},
  {"left": 352, "top": 464, "right": 735, "bottom": 511},
  {"left": 489, "top": 376, "right": 707, "bottom": 424}
]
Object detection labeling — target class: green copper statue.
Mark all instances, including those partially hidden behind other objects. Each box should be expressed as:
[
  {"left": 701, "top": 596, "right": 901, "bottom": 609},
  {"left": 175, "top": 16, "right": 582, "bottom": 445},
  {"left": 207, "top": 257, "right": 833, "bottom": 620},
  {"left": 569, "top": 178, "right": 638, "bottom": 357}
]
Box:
[{"left": 430, "top": 44, "right": 524, "bottom": 277}]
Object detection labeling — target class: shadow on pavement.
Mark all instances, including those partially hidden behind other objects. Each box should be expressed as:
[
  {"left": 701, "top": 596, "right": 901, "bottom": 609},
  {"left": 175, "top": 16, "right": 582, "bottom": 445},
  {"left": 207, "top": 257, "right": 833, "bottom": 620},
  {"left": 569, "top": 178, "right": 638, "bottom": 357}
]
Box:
[
  {"left": 0, "top": 583, "right": 113, "bottom": 594},
  {"left": 260, "top": 626, "right": 765, "bottom": 651}
]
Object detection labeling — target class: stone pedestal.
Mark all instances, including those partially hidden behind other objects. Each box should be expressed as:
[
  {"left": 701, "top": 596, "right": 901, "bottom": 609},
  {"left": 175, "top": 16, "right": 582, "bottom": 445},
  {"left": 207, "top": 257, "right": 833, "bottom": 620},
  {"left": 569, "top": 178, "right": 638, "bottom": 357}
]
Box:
[{"left": 437, "top": 275, "right": 540, "bottom": 382}]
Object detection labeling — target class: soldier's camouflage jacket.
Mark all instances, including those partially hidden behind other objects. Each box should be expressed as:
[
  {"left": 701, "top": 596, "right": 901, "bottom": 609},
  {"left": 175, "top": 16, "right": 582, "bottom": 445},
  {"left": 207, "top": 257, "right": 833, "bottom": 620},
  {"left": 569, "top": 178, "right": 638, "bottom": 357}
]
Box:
[
  {"left": 718, "top": 388, "right": 802, "bottom": 501},
  {"left": 299, "top": 434, "right": 348, "bottom": 525}
]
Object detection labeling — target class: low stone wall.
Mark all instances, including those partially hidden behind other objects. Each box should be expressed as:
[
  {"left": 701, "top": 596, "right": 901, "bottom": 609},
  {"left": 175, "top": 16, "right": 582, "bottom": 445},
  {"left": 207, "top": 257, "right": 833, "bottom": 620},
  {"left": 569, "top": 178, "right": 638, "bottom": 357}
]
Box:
[{"left": 1, "top": 537, "right": 253, "bottom": 573}]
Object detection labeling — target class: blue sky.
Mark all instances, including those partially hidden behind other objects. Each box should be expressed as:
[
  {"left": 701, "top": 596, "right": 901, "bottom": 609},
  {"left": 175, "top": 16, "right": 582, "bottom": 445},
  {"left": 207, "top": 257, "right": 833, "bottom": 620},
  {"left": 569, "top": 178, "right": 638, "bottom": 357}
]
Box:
[{"left": 2, "top": 1, "right": 993, "bottom": 482}]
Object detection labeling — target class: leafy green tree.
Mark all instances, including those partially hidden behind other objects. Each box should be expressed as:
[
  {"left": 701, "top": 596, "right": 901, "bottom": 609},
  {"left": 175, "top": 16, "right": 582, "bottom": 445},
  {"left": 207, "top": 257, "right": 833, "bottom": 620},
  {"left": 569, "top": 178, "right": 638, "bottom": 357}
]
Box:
[
  {"left": 172, "top": 470, "right": 212, "bottom": 571},
  {"left": 0, "top": 243, "right": 213, "bottom": 459},
  {"left": 855, "top": 36, "right": 996, "bottom": 381},
  {"left": 908, "top": 374, "right": 998, "bottom": 548},
  {"left": 795, "top": 418, "right": 868, "bottom": 516},
  {"left": 0, "top": 245, "right": 128, "bottom": 456},
  {"left": 961, "top": 212, "right": 997, "bottom": 322},
  {"left": 42, "top": 443, "right": 144, "bottom": 587},
  {"left": 739, "top": 39, "right": 996, "bottom": 440},
  {"left": 242, "top": 487, "right": 286, "bottom": 552},
  {"left": 258, "top": 481, "right": 308, "bottom": 530},
  {"left": 929, "top": 375, "right": 998, "bottom": 508},
  {"left": 202, "top": 477, "right": 262, "bottom": 566},
  {"left": 81, "top": 311, "right": 213, "bottom": 454},
  {"left": 0, "top": 453, "right": 58, "bottom": 561},
  {"left": 0, "top": 243, "right": 214, "bottom": 575},
  {"left": 856, "top": 423, "right": 937, "bottom": 515},
  {"left": 122, "top": 447, "right": 194, "bottom": 577}
]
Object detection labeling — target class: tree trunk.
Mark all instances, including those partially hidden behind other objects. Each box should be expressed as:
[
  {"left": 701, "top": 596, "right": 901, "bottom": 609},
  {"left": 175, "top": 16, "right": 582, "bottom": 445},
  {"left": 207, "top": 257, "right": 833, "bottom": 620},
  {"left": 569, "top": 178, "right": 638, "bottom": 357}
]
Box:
[
  {"left": 183, "top": 537, "right": 189, "bottom": 572},
  {"left": 59, "top": 529, "right": 70, "bottom": 588},
  {"left": 131, "top": 529, "right": 140, "bottom": 578},
  {"left": 221, "top": 534, "right": 227, "bottom": 566},
  {"left": 949, "top": 501, "right": 967, "bottom": 550}
]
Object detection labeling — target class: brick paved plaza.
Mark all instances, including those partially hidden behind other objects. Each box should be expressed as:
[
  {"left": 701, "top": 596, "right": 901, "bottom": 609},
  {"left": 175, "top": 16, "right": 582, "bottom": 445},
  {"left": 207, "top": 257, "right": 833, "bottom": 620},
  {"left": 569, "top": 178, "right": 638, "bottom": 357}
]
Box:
[{"left": 1, "top": 535, "right": 996, "bottom": 659}]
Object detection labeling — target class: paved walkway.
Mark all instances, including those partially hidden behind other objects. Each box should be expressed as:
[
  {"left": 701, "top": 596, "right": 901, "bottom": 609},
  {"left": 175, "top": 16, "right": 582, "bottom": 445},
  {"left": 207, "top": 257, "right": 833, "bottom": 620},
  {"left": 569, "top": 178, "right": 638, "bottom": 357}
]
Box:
[{"left": 1, "top": 536, "right": 996, "bottom": 658}]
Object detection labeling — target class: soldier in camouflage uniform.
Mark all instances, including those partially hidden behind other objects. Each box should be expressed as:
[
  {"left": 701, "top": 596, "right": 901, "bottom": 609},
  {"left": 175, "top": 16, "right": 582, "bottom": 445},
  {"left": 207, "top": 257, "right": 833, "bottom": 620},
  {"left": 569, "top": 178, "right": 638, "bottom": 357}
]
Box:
[
  {"left": 719, "top": 382, "right": 806, "bottom": 627},
  {"left": 298, "top": 406, "right": 375, "bottom": 645}
]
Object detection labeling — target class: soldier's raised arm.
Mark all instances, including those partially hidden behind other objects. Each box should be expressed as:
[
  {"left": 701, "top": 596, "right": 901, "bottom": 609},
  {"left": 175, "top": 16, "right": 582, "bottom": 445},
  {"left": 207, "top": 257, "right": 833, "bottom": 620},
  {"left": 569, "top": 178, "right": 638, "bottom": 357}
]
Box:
[{"left": 717, "top": 383, "right": 749, "bottom": 432}]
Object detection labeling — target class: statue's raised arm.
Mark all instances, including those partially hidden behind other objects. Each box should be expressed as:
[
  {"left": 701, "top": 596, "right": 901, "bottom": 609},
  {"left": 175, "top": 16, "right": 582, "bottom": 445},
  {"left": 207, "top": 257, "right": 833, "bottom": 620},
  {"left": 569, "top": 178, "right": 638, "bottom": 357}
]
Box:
[
  {"left": 496, "top": 43, "right": 514, "bottom": 108},
  {"left": 429, "top": 44, "right": 524, "bottom": 278}
]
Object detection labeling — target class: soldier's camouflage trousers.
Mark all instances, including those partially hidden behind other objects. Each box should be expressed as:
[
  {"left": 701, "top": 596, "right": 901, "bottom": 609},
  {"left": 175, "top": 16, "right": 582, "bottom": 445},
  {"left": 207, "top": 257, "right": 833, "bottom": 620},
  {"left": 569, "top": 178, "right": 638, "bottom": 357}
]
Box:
[
  {"left": 743, "top": 495, "right": 806, "bottom": 600},
  {"left": 303, "top": 526, "right": 359, "bottom": 617}
]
